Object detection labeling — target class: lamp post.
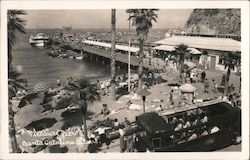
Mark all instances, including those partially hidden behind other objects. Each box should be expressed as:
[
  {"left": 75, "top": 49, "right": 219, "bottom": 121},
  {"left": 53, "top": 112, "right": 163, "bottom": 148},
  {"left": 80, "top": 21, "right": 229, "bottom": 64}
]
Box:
[{"left": 137, "top": 88, "right": 151, "bottom": 114}]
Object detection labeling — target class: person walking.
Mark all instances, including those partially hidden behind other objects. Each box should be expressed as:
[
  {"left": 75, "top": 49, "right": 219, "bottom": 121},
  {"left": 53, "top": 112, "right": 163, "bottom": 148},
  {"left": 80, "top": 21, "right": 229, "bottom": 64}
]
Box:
[
  {"left": 113, "top": 118, "right": 120, "bottom": 130},
  {"left": 126, "top": 133, "right": 134, "bottom": 152},
  {"left": 190, "top": 71, "right": 196, "bottom": 83},
  {"left": 118, "top": 127, "right": 126, "bottom": 152},
  {"left": 169, "top": 89, "right": 174, "bottom": 105},
  {"left": 212, "top": 79, "right": 218, "bottom": 93},
  {"left": 204, "top": 78, "right": 210, "bottom": 93},
  {"left": 201, "top": 71, "right": 206, "bottom": 83},
  {"left": 95, "top": 124, "right": 110, "bottom": 149},
  {"left": 126, "top": 100, "right": 132, "bottom": 110},
  {"left": 221, "top": 72, "right": 226, "bottom": 86},
  {"left": 124, "top": 117, "right": 130, "bottom": 128},
  {"left": 56, "top": 77, "right": 61, "bottom": 87}
]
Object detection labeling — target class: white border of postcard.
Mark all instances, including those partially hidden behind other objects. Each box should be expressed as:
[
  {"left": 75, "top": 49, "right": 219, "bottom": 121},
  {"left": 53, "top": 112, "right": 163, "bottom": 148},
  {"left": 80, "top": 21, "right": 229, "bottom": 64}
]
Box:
[{"left": 1, "top": 0, "right": 249, "bottom": 160}]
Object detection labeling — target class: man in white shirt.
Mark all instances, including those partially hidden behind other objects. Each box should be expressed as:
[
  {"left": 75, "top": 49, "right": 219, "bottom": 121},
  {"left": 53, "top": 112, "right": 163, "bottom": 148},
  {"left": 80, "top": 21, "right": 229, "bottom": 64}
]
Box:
[
  {"left": 210, "top": 126, "right": 220, "bottom": 134},
  {"left": 56, "top": 77, "right": 61, "bottom": 87},
  {"left": 95, "top": 124, "right": 111, "bottom": 149},
  {"left": 174, "top": 123, "right": 183, "bottom": 131},
  {"left": 201, "top": 116, "right": 208, "bottom": 123},
  {"left": 188, "top": 133, "right": 198, "bottom": 141},
  {"left": 95, "top": 125, "right": 109, "bottom": 135}
]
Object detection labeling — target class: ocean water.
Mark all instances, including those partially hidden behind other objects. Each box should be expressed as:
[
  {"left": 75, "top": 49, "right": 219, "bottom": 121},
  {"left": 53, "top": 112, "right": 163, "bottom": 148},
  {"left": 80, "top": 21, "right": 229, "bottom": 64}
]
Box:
[
  {"left": 12, "top": 28, "right": 167, "bottom": 89},
  {"left": 12, "top": 35, "right": 114, "bottom": 88}
]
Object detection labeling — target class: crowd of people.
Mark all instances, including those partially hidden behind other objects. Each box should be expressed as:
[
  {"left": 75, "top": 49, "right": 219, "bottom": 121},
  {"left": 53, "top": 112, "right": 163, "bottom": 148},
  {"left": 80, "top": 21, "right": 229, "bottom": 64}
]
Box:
[
  {"left": 169, "top": 108, "right": 219, "bottom": 143},
  {"left": 74, "top": 116, "right": 138, "bottom": 153}
]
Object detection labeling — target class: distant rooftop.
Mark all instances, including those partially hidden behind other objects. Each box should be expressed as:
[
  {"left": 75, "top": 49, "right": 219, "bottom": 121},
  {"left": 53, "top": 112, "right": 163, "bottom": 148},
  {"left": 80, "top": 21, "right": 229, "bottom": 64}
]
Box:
[
  {"left": 154, "top": 36, "right": 241, "bottom": 52},
  {"left": 153, "top": 45, "right": 202, "bottom": 54},
  {"left": 82, "top": 40, "right": 139, "bottom": 53}
]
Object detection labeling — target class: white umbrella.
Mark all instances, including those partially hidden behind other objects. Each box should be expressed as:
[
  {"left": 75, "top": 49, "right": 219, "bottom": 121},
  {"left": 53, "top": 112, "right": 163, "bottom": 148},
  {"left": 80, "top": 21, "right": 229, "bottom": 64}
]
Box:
[
  {"left": 179, "top": 83, "right": 196, "bottom": 93},
  {"left": 34, "top": 82, "right": 50, "bottom": 92}
]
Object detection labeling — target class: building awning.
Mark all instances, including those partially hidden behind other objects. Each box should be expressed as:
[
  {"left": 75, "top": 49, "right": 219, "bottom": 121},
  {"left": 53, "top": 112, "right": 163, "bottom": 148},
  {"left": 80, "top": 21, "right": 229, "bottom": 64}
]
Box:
[
  {"left": 153, "top": 45, "right": 202, "bottom": 54},
  {"left": 154, "top": 36, "right": 241, "bottom": 52},
  {"left": 82, "top": 40, "right": 139, "bottom": 53},
  {"left": 153, "top": 45, "right": 175, "bottom": 52}
]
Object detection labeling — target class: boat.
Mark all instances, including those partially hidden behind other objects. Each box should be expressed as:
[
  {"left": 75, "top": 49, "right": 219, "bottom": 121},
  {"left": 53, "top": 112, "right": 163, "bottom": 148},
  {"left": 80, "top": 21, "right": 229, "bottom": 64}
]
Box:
[
  {"left": 29, "top": 33, "right": 49, "bottom": 47},
  {"left": 75, "top": 56, "right": 83, "bottom": 60}
]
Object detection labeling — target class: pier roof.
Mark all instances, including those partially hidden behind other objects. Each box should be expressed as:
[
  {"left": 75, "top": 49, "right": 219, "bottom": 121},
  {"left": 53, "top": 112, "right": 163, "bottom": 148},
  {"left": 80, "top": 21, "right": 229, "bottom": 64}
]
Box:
[
  {"left": 82, "top": 40, "right": 139, "bottom": 53},
  {"left": 154, "top": 36, "right": 241, "bottom": 52},
  {"left": 71, "top": 44, "right": 140, "bottom": 66}
]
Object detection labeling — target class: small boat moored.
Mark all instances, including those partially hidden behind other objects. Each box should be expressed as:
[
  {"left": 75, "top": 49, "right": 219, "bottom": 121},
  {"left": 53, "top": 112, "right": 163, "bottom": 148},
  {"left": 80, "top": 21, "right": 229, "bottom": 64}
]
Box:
[{"left": 29, "top": 33, "right": 49, "bottom": 47}]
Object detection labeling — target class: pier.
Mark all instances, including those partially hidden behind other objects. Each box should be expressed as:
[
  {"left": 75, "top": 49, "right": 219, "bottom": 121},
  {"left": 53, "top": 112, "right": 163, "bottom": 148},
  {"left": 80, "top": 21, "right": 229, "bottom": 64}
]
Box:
[{"left": 52, "top": 39, "right": 151, "bottom": 70}]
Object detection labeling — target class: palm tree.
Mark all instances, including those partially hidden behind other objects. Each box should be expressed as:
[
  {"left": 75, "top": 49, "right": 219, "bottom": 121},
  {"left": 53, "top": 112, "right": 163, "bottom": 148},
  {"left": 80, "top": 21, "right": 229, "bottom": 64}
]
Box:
[
  {"left": 174, "top": 43, "right": 191, "bottom": 83},
  {"left": 8, "top": 10, "right": 26, "bottom": 70},
  {"left": 8, "top": 10, "right": 26, "bottom": 152},
  {"left": 126, "top": 9, "right": 159, "bottom": 90},
  {"left": 223, "top": 51, "right": 241, "bottom": 95},
  {"left": 110, "top": 9, "right": 116, "bottom": 101},
  {"left": 8, "top": 68, "right": 27, "bottom": 153},
  {"left": 66, "top": 79, "right": 100, "bottom": 140}
]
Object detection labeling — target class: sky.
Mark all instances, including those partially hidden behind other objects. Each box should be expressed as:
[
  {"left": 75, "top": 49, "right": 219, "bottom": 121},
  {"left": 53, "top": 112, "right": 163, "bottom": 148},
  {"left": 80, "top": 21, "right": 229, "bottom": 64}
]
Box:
[{"left": 24, "top": 9, "right": 193, "bottom": 29}]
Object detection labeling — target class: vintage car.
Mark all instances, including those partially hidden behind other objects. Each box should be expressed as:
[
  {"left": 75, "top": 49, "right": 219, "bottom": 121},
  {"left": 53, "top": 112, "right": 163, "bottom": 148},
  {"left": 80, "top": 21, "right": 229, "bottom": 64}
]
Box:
[{"left": 135, "top": 102, "right": 241, "bottom": 152}]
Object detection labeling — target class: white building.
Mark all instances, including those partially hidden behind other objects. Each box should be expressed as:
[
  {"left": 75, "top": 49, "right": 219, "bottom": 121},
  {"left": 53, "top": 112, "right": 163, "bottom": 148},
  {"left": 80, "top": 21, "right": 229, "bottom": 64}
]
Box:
[{"left": 153, "top": 35, "right": 241, "bottom": 72}]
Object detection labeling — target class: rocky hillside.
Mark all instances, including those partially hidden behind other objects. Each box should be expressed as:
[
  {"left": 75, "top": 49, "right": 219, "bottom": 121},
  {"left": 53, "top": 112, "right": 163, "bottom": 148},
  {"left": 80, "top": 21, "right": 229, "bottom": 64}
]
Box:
[{"left": 184, "top": 9, "right": 240, "bottom": 35}]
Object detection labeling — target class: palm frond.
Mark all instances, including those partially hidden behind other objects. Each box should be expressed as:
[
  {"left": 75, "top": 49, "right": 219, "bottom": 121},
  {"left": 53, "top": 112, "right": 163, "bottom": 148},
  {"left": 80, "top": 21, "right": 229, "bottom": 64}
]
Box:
[
  {"left": 127, "top": 9, "right": 159, "bottom": 40},
  {"left": 8, "top": 10, "right": 26, "bottom": 67}
]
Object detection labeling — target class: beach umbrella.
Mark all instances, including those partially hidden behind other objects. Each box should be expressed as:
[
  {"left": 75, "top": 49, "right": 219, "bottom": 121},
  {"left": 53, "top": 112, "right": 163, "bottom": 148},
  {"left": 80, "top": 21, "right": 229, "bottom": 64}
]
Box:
[
  {"left": 34, "top": 82, "right": 49, "bottom": 92},
  {"left": 18, "top": 92, "right": 39, "bottom": 108},
  {"left": 14, "top": 104, "right": 44, "bottom": 130},
  {"left": 179, "top": 83, "right": 196, "bottom": 93},
  {"left": 25, "top": 118, "right": 57, "bottom": 131}
]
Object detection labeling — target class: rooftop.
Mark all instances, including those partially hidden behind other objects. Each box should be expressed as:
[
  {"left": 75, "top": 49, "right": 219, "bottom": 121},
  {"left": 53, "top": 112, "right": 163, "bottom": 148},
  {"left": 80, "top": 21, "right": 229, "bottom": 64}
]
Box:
[
  {"left": 154, "top": 36, "right": 241, "bottom": 52},
  {"left": 82, "top": 40, "right": 139, "bottom": 53},
  {"left": 136, "top": 112, "right": 174, "bottom": 134},
  {"left": 153, "top": 45, "right": 202, "bottom": 54}
]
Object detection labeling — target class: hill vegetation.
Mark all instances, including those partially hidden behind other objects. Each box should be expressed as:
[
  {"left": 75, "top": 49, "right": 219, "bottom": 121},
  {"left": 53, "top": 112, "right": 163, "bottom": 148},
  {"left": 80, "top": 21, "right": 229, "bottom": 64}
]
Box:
[{"left": 184, "top": 9, "right": 240, "bottom": 35}]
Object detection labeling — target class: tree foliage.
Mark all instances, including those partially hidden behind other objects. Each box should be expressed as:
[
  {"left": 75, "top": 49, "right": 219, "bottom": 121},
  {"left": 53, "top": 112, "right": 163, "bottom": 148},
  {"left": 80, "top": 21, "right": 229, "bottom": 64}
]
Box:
[
  {"left": 126, "top": 9, "right": 158, "bottom": 90},
  {"left": 8, "top": 10, "right": 26, "bottom": 66},
  {"left": 223, "top": 51, "right": 241, "bottom": 71},
  {"left": 126, "top": 9, "right": 158, "bottom": 41},
  {"left": 174, "top": 43, "right": 191, "bottom": 73}
]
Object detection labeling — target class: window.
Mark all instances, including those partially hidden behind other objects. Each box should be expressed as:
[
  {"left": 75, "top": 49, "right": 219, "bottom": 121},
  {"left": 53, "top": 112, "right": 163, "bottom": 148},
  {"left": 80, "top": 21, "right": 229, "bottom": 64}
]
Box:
[{"left": 218, "top": 55, "right": 224, "bottom": 64}]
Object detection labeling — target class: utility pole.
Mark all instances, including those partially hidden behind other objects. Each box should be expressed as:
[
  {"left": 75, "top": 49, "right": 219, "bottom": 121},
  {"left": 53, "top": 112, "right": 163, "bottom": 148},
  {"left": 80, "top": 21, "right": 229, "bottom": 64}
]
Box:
[
  {"left": 110, "top": 9, "right": 116, "bottom": 101},
  {"left": 128, "top": 13, "right": 131, "bottom": 93}
]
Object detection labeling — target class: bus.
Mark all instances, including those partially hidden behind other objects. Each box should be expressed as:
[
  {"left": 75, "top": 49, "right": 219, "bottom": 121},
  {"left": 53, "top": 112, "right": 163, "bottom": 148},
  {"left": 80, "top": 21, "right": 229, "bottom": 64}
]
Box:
[{"left": 135, "top": 102, "right": 241, "bottom": 152}]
